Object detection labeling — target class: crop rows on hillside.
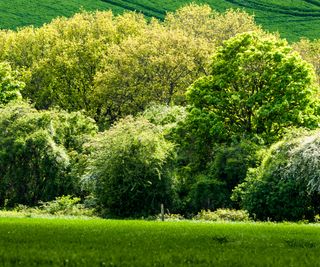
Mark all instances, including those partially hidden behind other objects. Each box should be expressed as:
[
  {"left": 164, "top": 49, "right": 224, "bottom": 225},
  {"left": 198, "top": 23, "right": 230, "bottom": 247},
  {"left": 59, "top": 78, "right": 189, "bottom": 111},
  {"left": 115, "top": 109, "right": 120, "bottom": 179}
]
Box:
[{"left": 0, "top": 0, "right": 319, "bottom": 41}]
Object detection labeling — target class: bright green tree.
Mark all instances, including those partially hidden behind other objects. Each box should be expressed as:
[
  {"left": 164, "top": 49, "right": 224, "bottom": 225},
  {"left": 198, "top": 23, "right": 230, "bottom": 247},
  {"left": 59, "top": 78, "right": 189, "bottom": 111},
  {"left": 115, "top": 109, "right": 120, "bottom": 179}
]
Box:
[
  {"left": 0, "top": 62, "right": 24, "bottom": 105},
  {"left": 187, "top": 32, "right": 319, "bottom": 144},
  {"left": 165, "top": 4, "right": 261, "bottom": 46}
]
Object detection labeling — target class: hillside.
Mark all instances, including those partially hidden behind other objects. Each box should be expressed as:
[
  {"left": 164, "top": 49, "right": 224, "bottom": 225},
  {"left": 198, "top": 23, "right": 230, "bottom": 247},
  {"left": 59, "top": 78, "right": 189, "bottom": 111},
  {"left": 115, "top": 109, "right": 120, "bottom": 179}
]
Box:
[{"left": 0, "top": 0, "right": 320, "bottom": 41}]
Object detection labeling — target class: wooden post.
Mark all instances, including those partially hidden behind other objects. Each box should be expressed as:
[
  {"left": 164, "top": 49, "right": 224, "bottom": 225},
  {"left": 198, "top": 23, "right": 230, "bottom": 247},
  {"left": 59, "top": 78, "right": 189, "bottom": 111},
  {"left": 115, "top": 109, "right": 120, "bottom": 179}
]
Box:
[{"left": 161, "top": 203, "right": 164, "bottom": 222}]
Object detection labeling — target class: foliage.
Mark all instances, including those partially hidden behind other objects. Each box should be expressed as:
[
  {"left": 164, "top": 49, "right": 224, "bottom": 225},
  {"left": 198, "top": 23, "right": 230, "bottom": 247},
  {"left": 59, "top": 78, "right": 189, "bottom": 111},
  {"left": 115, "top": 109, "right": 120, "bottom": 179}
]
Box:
[
  {"left": 193, "top": 209, "right": 250, "bottom": 222},
  {"left": 0, "top": 62, "right": 24, "bottom": 105},
  {"left": 83, "top": 116, "right": 175, "bottom": 217},
  {"left": 0, "top": 7, "right": 263, "bottom": 128},
  {"left": 187, "top": 32, "right": 319, "bottom": 145},
  {"left": 12, "top": 196, "right": 94, "bottom": 217},
  {"left": 141, "top": 104, "right": 187, "bottom": 137},
  {"left": 0, "top": 101, "right": 97, "bottom": 207},
  {"left": 209, "top": 140, "right": 263, "bottom": 192},
  {"left": 93, "top": 21, "right": 209, "bottom": 125},
  {"left": 233, "top": 131, "right": 320, "bottom": 221},
  {"left": 165, "top": 4, "right": 261, "bottom": 46},
  {"left": 37, "top": 195, "right": 94, "bottom": 216},
  {"left": 153, "top": 213, "right": 185, "bottom": 221},
  {"left": 294, "top": 38, "right": 320, "bottom": 83},
  {"left": 315, "top": 214, "right": 320, "bottom": 223},
  {"left": 188, "top": 176, "right": 229, "bottom": 213}
]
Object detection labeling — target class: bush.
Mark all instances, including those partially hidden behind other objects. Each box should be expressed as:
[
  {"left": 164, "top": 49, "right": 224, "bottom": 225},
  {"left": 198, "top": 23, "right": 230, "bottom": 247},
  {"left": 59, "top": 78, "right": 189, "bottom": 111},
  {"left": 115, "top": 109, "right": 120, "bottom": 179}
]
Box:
[
  {"left": 0, "top": 101, "right": 97, "bottom": 207},
  {"left": 193, "top": 209, "right": 250, "bottom": 222},
  {"left": 38, "top": 195, "right": 94, "bottom": 216},
  {"left": 233, "top": 130, "right": 320, "bottom": 221},
  {"left": 154, "top": 213, "right": 185, "bottom": 221},
  {"left": 12, "top": 196, "right": 94, "bottom": 217},
  {"left": 188, "top": 176, "right": 229, "bottom": 212},
  {"left": 83, "top": 116, "right": 175, "bottom": 218}
]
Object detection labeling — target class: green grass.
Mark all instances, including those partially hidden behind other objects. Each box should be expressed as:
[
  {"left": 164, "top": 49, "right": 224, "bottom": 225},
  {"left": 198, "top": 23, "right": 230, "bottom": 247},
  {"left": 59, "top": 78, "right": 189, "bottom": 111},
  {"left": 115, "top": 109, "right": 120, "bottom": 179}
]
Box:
[
  {"left": 0, "top": 217, "right": 320, "bottom": 266},
  {"left": 0, "top": 0, "right": 320, "bottom": 41}
]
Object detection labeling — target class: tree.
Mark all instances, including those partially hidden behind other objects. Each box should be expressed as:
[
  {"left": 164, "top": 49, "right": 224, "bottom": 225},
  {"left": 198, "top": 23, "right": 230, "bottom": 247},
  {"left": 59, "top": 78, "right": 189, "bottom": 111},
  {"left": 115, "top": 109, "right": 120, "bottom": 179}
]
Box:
[
  {"left": 187, "top": 32, "right": 319, "bottom": 144},
  {"left": 165, "top": 4, "right": 261, "bottom": 46},
  {"left": 93, "top": 21, "right": 209, "bottom": 126},
  {"left": 83, "top": 116, "right": 175, "bottom": 217},
  {"left": 0, "top": 62, "right": 24, "bottom": 105},
  {"left": 0, "top": 101, "right": 97, "bottom": 207},
  {"left": 0, "top": 11, "right": 146, "bottom": 117},
  {"left": 21, "top": 11, "right": 119, "bottom": 112},
  {"left": 293, "top": 38, "right": 320, "bottom": 84}
]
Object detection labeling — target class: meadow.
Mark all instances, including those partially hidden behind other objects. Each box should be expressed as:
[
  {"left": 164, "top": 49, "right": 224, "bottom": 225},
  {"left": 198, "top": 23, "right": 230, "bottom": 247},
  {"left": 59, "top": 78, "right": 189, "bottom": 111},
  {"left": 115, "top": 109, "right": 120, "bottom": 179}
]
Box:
[
  {"left": 0, "top": 0, "right": 320, "bottom": 41},
  {"left": 0, "top": 217, "right": 320, "bottom": 266}
]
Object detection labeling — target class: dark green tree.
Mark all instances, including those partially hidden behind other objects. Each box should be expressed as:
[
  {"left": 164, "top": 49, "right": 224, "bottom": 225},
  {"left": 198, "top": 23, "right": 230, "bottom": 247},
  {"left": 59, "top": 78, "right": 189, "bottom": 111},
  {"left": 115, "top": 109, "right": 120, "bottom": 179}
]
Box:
[{"left": 0, "top": 101, "right": 97, "bottom": 207}]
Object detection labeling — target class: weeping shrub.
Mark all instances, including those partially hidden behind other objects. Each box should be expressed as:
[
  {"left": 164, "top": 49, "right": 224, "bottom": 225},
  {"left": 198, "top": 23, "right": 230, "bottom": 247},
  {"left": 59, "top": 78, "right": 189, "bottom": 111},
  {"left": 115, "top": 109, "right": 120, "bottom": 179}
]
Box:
[{"left": 233, "top": 130, "right": 320, "bottom": 221}]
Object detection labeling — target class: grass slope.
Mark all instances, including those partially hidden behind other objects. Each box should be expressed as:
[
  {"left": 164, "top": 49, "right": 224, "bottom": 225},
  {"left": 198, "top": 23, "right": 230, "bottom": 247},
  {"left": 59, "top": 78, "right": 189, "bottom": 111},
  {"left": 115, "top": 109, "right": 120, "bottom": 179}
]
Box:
[
  {"left": 0, "top": 0, "right": 320, "bottom": 41},
  {"left": 0, "top": 217, "right": 320, "bottom": 266}
]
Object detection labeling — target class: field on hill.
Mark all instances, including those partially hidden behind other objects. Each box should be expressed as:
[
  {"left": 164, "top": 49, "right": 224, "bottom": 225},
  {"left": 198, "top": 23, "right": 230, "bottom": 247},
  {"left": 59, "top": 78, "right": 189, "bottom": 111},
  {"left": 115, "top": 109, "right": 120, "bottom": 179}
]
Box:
[
  {"left": 0, "top": 0, "right": 320, "bottom": 41},
  {"left": 0, "top": 217, "right": 320, "bottom": 266}
]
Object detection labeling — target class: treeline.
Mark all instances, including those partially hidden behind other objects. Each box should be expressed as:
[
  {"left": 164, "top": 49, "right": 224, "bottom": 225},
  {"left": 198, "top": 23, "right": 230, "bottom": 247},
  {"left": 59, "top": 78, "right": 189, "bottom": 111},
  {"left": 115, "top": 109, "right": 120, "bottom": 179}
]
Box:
[{"left": 0, "top": 4, "right": 320, "bottom": 221}]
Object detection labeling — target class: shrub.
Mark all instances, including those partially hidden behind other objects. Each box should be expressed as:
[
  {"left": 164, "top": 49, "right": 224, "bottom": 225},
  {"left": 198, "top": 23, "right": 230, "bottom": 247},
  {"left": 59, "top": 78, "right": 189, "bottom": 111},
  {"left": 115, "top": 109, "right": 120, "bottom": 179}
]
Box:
[
  {"left": 188, "top": 176, "right": 229, "bottom": 212},
  {"left": 38, "top": 195, "right": 94, "bottom": 216},
  {"left": 233, "top": 130, "right": 320, "bottom": 221},
  {"left": 83, "top": 116, "right": 175, "bottom": 218},
  {"left": 193, "top": 209, "right": 250, "bottom": 222},
  {"left": 154, "top": 213, "right": 185, "bottom": 221}
]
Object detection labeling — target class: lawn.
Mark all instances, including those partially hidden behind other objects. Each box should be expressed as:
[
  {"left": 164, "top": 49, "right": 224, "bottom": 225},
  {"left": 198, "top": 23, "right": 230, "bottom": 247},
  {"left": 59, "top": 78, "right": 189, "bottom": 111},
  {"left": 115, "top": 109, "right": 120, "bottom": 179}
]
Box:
[{"left": 0, "top": 217, "right": 319, "bottom": 266}]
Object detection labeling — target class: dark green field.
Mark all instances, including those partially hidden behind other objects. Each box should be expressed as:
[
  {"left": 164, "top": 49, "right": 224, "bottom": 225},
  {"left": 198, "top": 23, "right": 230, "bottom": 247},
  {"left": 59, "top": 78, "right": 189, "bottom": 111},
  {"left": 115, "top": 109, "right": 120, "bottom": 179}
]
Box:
[
  {"left": 0, "top": 0, "right": 320, "bottom": 41},
  {"left": 0, "top": 217, "right": 320, "bottom": 266}
]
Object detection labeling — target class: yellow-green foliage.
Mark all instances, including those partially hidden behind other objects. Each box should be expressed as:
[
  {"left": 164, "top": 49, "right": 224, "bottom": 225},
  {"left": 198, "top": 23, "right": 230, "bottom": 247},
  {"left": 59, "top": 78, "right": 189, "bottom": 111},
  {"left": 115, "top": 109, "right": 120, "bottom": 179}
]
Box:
[
  {"left": 194, "top": 209, "right": 250, "bottom": 222},
  {"left": 0, "top": 5, "right": 262, "bottom": 126}
]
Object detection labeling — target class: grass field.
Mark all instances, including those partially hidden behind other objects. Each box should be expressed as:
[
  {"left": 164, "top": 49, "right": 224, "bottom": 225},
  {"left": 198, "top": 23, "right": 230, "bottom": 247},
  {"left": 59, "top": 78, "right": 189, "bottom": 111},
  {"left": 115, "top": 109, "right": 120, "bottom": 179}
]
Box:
[
  {"left": 0, "top": 217, "right": 320, "bottom": 266},
  {"left": 0, "top": 0, "right": 320, "bottom": 41}
]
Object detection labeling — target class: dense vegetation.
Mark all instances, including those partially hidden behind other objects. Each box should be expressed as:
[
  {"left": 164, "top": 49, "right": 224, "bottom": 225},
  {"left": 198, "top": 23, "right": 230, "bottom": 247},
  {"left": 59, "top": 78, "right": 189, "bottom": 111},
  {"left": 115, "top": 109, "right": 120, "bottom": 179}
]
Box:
[
  {"left": 1, "top": 4, "right": 320, "bottom": 222},
  {"left": 1, "top": 0, "right": 320, "bottom": 41},
  {"left": 0, "top": 218, "right": 320, "bottom": 266}
]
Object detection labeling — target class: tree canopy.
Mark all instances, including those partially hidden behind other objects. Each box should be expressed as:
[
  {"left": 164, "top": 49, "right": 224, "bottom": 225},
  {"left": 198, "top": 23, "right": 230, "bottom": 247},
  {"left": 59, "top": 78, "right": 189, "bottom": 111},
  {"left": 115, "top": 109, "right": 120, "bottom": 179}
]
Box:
[{"left": 187, "top": 32, "right": 320, "bottom": 144}]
